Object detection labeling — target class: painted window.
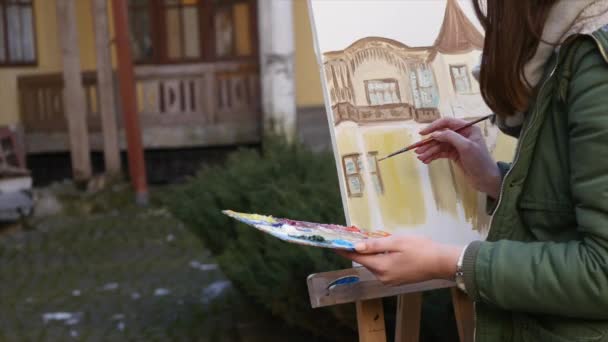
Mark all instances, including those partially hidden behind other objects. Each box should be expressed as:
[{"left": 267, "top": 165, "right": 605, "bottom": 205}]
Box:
[
  {"left": 127, "top": 0, "right": 256, "bottom": 64},
  {"left": 409, "top": 63, "right": 439, "bottom": 108},
  {"left": 343, "top": 154, "right": 363, "bottom": 197},
  {"left": 450, "top": 65, "right": 472, "bottom": 94},
  {"left": 367, "top": 152, "right": 384, "bottom": 195},
  {"left": 0, "top": 0, "right": 36, "bottom": 66},
  {"left": 365, "top": 79, "right": 401, "bottom": 106},
  {"left": 342, "top": 152, "right": 384, "bottom": 198}
]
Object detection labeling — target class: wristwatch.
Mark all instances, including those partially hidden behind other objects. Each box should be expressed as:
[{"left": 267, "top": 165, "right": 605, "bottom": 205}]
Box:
[{"left": 455, "top": 245, "right": 468, "bottom": 293}]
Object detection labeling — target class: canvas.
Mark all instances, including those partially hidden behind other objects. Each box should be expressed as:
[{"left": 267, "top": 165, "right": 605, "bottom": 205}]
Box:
[
  {"left": 223, "top": 210, "right": 391, "bottom": 250},
  {"left": 308, "top": 0, "right": 516, "bottom": 246}
]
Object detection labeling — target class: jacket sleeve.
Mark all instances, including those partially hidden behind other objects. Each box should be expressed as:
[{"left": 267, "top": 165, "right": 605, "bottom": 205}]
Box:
[{"left": 462, "top": 39, "right": 608, "bottom": 319}]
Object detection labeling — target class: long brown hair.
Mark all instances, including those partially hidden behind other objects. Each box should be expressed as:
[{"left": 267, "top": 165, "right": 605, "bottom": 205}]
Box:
[{"left": 472, "top": 0, "right": 557, "bottom": 117}]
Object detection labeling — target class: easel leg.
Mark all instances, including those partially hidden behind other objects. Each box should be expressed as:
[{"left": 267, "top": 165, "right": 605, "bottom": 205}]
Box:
[
  {"left": 394, "top": 292, "right": 422, "bottom": 342},
  {"left": 451, "top": 288, "right": 475, "bottom": 342},
  {"left": 356, "top": 299, "right": 387, "bottom": 342}
]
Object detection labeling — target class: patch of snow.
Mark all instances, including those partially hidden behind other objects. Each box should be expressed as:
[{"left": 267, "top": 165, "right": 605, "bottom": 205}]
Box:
[
  {"left": 111, "top": 314, "right": 125, "bottom": 321},
  {"left": 66, "top": 318, "right": 80, "bottom": 326},
  {"left": 117, "top": 321, "right": 125, "bottom": 332},
  {"left": 166, "top": 234, "right": 175, "bottom": 242},
  {"left": 202, "top": 281, "right": 231, "bottom": 303},
  {"left": 25, "top": 297, "right": 34, "bottom": 303},
  {"left": 131, "top": 292, "right": 141, "bottom": 300},
  {"left": 154, "top": 288, "right": 171, "bottom": 296},
  {"left": 70, "top": 330, "right": 78, "bottom": 338},
  {"left": 189, "top": 261, "right": 219, "bottom": 271},
  {"left": 42, "top": 312, "right": 83, "bottom": 325},
  {"left": 71, "top": 290, "right": 81, "bottom": 297},
  {"left": 100, "top": 282, "right": 119, "bottom": 291}
]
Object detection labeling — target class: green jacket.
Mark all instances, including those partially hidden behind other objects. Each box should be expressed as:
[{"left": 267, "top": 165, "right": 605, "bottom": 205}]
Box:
[{"left": 462, "top": 28, "right": 608, "bottom": 341}]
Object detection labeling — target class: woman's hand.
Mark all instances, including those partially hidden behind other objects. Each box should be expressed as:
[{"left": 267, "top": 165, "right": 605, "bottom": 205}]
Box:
[
  {"left": 336, "top": 236, "right": 463, "bottom": 286},
  {"left": 415, "top": 118, "right": 502, "bottom": 199}
]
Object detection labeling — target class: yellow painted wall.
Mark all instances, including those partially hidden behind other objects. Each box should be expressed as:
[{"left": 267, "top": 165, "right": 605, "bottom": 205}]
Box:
[
  {"left": 293, "top": 0, "right": 325, "bottom": 108},
  {"left": 0, "top": 0, "right": 101, "bottom": 127},
  {"left": 335, "top": 123, "right": 430, "bottom": 231}
]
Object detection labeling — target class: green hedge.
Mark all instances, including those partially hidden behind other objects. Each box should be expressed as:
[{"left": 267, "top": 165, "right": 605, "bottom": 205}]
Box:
[{"left": 167, "top": 137, "right": 357, "bottom": 341}]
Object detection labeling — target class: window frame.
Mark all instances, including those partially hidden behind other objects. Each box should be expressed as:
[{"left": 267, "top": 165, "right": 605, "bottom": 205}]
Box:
[
  {"left": 341, "top": 152, "right": 385, "bottom": 198},
  {"left": 409, "top": 62, "right": 438, "bottom": 109},
  {"left": 0, "top": 0, "right": 38, "bottom": 67},
  {"left": 128, "top": 0, "right": 258, "bottom": 65},
  {"left": 449, "top": 64, "right": 472, "bottom": 94},
  {"left": 364, "top": 78, "right": 402, "bottom": 106},
  {"left": 367, "top": 151, "right": 384, "bottom": 195},
  {"left": 342, "top": 153, "right": 364, "bottom": 198}
]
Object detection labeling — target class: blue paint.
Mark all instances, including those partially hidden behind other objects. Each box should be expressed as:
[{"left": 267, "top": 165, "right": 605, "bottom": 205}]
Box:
[
  {"left": 331, "top": 239, "right": 354, "bottom": 249},
  {"left": 328, "top": 276, "right": 360, "bottom": 290}
]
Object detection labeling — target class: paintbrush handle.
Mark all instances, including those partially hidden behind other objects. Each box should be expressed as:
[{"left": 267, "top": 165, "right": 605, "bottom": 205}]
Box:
[{"left": 378, "top": 114, "right": 493, "bottom": 162}]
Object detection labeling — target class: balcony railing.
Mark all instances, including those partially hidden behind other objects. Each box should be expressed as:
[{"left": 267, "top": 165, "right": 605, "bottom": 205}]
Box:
[{"left": 17, "top": 61, "right": 261, "bottom": 152}]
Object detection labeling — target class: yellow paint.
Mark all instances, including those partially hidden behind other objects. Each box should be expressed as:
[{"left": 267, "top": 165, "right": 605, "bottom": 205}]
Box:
[
  {"left": 335, "top": 125, "right": 372, "bottom": 230},
  {"left": 427, "top": 160, "right": 459, "bottom": 215},
  {"left": 493, "top": 132, "right": 517, "bottom": 161},
  {"left": 363, "top": 129, "right": 426, "bottom": 227},
  {"left": 293, "top": 0, "right": 324, "bottom": 107}
]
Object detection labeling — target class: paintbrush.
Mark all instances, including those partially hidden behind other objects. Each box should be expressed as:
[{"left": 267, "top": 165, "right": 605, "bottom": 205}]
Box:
[{"left": 378, "top": 114, "right": 494, "bottom": 162}]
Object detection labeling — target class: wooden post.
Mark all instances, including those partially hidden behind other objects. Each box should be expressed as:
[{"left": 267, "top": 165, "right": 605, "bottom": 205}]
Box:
[
  {"left": 395, "top": 293, "right": 423, "bottom": 342},
  {"left": 56, "top": 0, "right": 92, "bottom": 181},
  {"left": 92, "top": 0, "right": 121, "bottom": 176},
  {"left": 110, "top": 0, "right": 148, "bottom": 205},
  {"left": 451, "top": 288, "right": 475, "bottom": 342},
  {"left": 356, "top": 299, "right": 387, "bottom": 342}
]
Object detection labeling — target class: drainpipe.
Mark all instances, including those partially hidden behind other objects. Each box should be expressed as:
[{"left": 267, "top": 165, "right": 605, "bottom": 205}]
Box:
[
  {"left": 110, "top": 0, "right": 148, "bottom": 205},
  {"left": 257, "top": 0, "right": 297, "bottom": 142}
]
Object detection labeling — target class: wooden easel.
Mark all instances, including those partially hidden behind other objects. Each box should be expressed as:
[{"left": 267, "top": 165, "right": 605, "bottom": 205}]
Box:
[{"left": 307, "top": 266, "right": 474, "bottom": 342}]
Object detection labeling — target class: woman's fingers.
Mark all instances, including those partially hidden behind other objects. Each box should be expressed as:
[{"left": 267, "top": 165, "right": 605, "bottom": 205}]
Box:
[
  {"left": 431, "top": 130, "right": 472, "bottom": 153},
  {"left": 355, "top": 237, "right": 404, "bottom": 254},
  {"left": 416, "top": 143, "right": 445, "bottom": 160},
  {"left": 421, "top": 151, "right": 452, "bottom": 164},
  {"left": 419, "top": 117, "right": 468, "bottom": 135},
  {"left": 335, "top": 250, "right": 387, "bottom": 272}
]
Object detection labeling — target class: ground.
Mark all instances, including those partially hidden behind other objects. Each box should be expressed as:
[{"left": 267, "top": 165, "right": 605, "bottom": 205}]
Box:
[{"left": 0, "top": 183, "right": 326, "bottom": 342}]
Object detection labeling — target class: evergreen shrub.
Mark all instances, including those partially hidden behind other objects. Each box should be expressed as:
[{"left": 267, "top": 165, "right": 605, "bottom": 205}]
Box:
[{"left": 167, "top": 137, "right": 357, "bottom": 340}]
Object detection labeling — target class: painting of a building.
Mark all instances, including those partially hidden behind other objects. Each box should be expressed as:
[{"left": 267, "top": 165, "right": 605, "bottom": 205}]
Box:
[
  {"left": 310, "top": 0, "right": 516, "bottom": 245},
  {"left": 323, "top": 0, "right": 485, "bottom": 126}
]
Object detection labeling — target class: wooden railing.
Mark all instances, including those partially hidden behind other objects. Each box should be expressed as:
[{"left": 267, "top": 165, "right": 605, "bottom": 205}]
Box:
[
  {"left": 332, "top": 102, "right": 440, "bottom": 125},
  {"left": 17, "top": 61, "right": 261, "bottom": 138}
]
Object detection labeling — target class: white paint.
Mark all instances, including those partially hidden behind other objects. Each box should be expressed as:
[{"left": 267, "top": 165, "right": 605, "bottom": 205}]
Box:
[
  {"left": 310, "top": 0, "right": 482, "bottom": 52},
  {"left": 258, "top": 0, "right": 297, "bottom": 139}
]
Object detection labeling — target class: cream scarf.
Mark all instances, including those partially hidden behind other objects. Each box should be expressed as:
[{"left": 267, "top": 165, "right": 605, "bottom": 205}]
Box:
[{"left": 472, "top": 0, "right": 608, "bottom": 128}]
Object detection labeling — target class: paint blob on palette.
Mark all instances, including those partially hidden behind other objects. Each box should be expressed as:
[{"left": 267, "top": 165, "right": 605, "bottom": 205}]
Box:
[{"left": 222, "top": 210, "right": 391, "bottom": 250}]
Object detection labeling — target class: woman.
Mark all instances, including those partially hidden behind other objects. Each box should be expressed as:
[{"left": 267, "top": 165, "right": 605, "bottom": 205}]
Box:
[{"left": 338, "top": 1, "right": 608, "bottom": 341}]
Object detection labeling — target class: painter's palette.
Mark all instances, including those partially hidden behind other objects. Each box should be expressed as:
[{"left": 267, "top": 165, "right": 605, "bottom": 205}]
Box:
[{"left": 222, "top": 210, "right": 390, "bottom": 250}]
